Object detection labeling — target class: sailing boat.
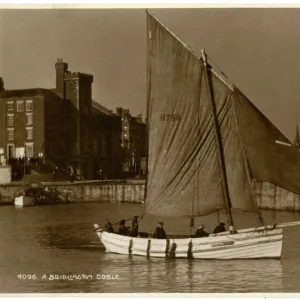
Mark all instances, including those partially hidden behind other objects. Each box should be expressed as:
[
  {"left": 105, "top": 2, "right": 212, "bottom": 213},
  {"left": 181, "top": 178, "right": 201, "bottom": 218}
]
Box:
[{"left": 93, "top": 10, "right": 300, "bottom": 259}]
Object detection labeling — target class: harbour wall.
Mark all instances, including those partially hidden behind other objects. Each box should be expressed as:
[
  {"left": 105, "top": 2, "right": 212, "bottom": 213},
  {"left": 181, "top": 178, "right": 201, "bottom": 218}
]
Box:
[
  {"left": 0, "top": 180, "right": 145, "bottom": 204},
  {"left": 255, "top": 182, "right": 300, "bottom": 211},
  {"left": 1, "top": 180, "right": 300, "bottom": 211}
]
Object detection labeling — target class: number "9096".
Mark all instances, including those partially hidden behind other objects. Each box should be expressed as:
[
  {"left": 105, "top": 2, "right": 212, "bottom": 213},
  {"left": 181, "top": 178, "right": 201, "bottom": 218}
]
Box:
[{"left": 17, "top": 274, "right": 37, "bottom": 280}]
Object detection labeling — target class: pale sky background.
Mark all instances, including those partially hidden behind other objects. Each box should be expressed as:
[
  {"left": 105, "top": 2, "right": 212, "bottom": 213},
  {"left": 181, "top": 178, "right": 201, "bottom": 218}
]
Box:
[{"left": 1, "top": 8, "right": 300, "bottom": 140}]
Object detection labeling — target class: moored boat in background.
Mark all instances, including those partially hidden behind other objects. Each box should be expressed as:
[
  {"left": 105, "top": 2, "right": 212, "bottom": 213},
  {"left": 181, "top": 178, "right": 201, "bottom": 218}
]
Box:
[
  {"left": 13, "top": 182, "right": 71, "bottom": 207},
  {"left": 14, "top": 195, "right": 36, "bottom": 207}
]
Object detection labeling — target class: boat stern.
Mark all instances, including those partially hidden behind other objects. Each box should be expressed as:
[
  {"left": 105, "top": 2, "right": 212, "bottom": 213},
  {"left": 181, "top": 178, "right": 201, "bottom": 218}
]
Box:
[{"left": 14, "top": 196, "right": 36, "bottom": 207}]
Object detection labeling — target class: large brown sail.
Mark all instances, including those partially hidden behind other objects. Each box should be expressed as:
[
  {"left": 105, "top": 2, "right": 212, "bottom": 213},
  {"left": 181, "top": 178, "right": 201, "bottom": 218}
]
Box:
[
  {"left": 145, "top": 10, "right": 300, "bottom": 217},
  {"left": 234, "top": 88, "right": 300, "bottom": 196},
  {"left": 145, "top": 11, "right": 225, "bottom": 217}
]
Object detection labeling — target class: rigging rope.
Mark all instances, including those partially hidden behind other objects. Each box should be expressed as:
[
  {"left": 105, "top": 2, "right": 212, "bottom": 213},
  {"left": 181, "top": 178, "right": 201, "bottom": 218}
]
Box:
[
  {"left": 95, "top": 214, "right": 145, "bottom": 231},
  {"left": 189, "top": 217, "right": 195, "bottom": 232}
]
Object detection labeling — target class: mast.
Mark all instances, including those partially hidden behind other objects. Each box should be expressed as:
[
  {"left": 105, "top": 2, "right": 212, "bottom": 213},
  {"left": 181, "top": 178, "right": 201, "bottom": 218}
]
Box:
[
  {"left": 201, "top": 49, "right": 236, "bottom": 233},
  {"left": 144, "top": 11, "right": 151, "bottom": 202}
]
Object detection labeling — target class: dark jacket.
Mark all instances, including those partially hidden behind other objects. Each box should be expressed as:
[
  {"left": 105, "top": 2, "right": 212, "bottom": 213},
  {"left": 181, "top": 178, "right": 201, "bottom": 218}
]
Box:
[
  {"left": 130, "top": 219, "right": 139, "bottom": 237},
  {"left": 105, "top": 224, "right": 114, "bottom": 233},
  {"left": 213, "top": 225, "right": 226, "bottom": 234},
  {"left": 194, "top": 228, "right": 209, "bottom": 238},
  {"left": 153, "top": 226, "right": 166, "bottom": 239},
  {"left": 118, "top": 225, "right": 129, "bottom": 236}
]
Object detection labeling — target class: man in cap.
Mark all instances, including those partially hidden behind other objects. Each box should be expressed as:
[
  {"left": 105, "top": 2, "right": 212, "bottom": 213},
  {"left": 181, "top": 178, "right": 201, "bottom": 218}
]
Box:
[
  {"left": 194, "top": 224, "right": 209, "bottom": 238},
  {"left": 130, "top": 216, "right": 139, "bottom": 237},
  {"left": 153, "top": 221, "right": 167, "bottom": 239},
  {"left": 213, "top": 222, "right": 226, "bottom": 234}
]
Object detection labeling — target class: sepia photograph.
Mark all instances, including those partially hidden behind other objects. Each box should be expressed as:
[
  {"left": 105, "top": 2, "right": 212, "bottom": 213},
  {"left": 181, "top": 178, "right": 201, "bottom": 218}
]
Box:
[{"left": 1, "top": 3, "right": 300, "bottom": 296}]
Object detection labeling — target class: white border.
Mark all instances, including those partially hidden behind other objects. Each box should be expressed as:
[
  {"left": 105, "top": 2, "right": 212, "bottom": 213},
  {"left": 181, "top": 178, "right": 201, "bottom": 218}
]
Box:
[
  {"left": 2, "top": 295, "right": 298, "bottom": 299},
  {"left": 0, "top": 1, "right": 299, "bottom": 7},
  {"left": 0, "top": 2, "right": 299, "bottom": 300}
]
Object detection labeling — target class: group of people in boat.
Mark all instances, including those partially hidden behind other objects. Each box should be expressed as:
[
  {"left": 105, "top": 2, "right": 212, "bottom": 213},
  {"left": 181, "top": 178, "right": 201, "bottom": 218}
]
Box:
[
  {"left": 104, "top": 218, "right": 166, "bottom": 239},
  {"left": 104, "top": 216, "right": 140, "bottom": 237},
  {"left": 104, "top": 217, "right": 226, "bottom": 239},
  {"left": 193, "top": 222, "right": 226, "bottom": 238}
]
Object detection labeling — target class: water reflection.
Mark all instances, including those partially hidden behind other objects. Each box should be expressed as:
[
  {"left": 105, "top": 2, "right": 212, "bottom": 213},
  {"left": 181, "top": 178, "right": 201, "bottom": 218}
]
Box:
[
  {"left": 35, "top": 223, "right": 102, "bottom": 251},
  {"left": 89, "top": 254, "right": 283, "bottom": 293},
  {"left": 148, "top": 258, "right": 284, "bottom": 293},
  {"left": 0, "top": 203, "right": 298, "bottom": 293}
]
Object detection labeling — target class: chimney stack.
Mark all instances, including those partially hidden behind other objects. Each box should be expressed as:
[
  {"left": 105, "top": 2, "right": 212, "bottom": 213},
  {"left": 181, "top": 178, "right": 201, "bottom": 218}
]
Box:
[{"left": 55, "top": 59, "right": 68, "bottom": 98}]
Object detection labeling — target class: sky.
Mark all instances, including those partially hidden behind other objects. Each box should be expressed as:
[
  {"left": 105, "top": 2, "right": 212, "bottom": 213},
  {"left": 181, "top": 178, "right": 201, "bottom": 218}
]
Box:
[{"left": 1, "top": 8, "right": 300, "bottom": 139}]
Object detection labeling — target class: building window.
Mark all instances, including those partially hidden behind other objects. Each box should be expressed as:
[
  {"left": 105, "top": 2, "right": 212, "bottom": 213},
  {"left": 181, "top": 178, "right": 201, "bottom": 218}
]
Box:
[
  {"left": 26, "top": 100, "right": 33, "bottom": 112},
  {"left": 15, "top": 147, "right": 25, "bottom": 158},
  {"left": 7, "top": 114, "right": 14, "bottom": 127},
  {"left": 17, "top": 101, "right": 24, "bottom": 112},
  {"left": 7, "top": 101, "right": 14, "bottom": 111},
  {"left": 7, "top": 128, "right": 14, "bottom": 141},
  {"left": 25, "top": 143, "right": 33, "bottom": 158},
  {"left": 26, "top": 127, "right": 33, "bottom": 140},
  {"left": 26, "top": 113, "right": 33, "bottom": 125}
]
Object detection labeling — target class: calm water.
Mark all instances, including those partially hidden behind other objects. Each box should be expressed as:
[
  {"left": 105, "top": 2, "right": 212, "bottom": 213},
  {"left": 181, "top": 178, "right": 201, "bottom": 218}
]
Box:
[{"left": 1, "top": 202, "right": 300, "bottom": 293}]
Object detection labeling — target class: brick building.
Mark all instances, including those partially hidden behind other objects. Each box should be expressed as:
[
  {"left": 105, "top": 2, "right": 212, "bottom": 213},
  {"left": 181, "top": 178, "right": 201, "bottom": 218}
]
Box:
[
  {"left": 0, "top": 59, "right": 123, "bottom": 180},
  {"left": 0, "top": 86, "right": 65, "bottom": 166},
  {"left": 116, "top": 107, "right": 147, "bottom": 178}
]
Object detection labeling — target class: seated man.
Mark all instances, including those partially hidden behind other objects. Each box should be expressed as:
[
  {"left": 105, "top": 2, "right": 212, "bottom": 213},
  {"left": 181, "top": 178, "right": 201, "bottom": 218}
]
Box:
[
  {"left": 213, "top": 222, "right": 226, "bottom": 234},
  {"left": 130, "top": 216, "right": 139, "bottom": 237},
  {"left": 104, "top": 221, "right": 114, "bottom": 233},
  {"left": 153, "top": 222, "right": 166, "bottom": 239},
  {"left": 117, "top": 219, "right": 129, "bottom": 236},
  {"left": 194, "top": 224, "right": 209, "bottom": 238}
]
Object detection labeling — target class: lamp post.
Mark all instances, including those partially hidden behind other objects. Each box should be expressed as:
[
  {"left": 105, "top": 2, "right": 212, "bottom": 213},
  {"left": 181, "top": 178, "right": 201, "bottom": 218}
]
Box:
[
  {"left": 38, "top": 152, "right": 44, "bottom": 162},
  {"left": 98, "top": 169, "right": 103, "bottom": 182},
  {"left": 38, "top": 152, "right": 44, "bottom": 172},
  {"left": 23, "top": 145, "right": 26, "bottom": 186}
]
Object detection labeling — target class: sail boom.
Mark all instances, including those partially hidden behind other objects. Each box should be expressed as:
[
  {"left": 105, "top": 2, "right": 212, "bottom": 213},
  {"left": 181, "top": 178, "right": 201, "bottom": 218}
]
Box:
[{"left": 275, "top": 140, "right": 292, "bottom": 147}]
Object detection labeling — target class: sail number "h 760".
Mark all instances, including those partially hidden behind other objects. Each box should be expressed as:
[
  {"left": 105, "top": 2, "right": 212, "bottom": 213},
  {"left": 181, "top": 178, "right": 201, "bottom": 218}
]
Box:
[{"left": 160, "top": 114, "right": 181, "bottom": 121}]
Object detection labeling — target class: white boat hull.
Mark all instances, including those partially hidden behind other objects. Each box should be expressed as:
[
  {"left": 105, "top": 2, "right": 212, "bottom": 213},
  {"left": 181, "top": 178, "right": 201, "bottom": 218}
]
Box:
[
  {"left": 14, "top": 195, "right": 36, "bottom": 207},
  {"left": 93, "top": 224, "right": 284, "bottom": 259}
]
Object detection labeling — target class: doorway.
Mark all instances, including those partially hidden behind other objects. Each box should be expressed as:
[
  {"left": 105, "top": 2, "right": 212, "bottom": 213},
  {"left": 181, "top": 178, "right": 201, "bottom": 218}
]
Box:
[{"left": 7, "top": 144, "right": 15, "bottom": 158}]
